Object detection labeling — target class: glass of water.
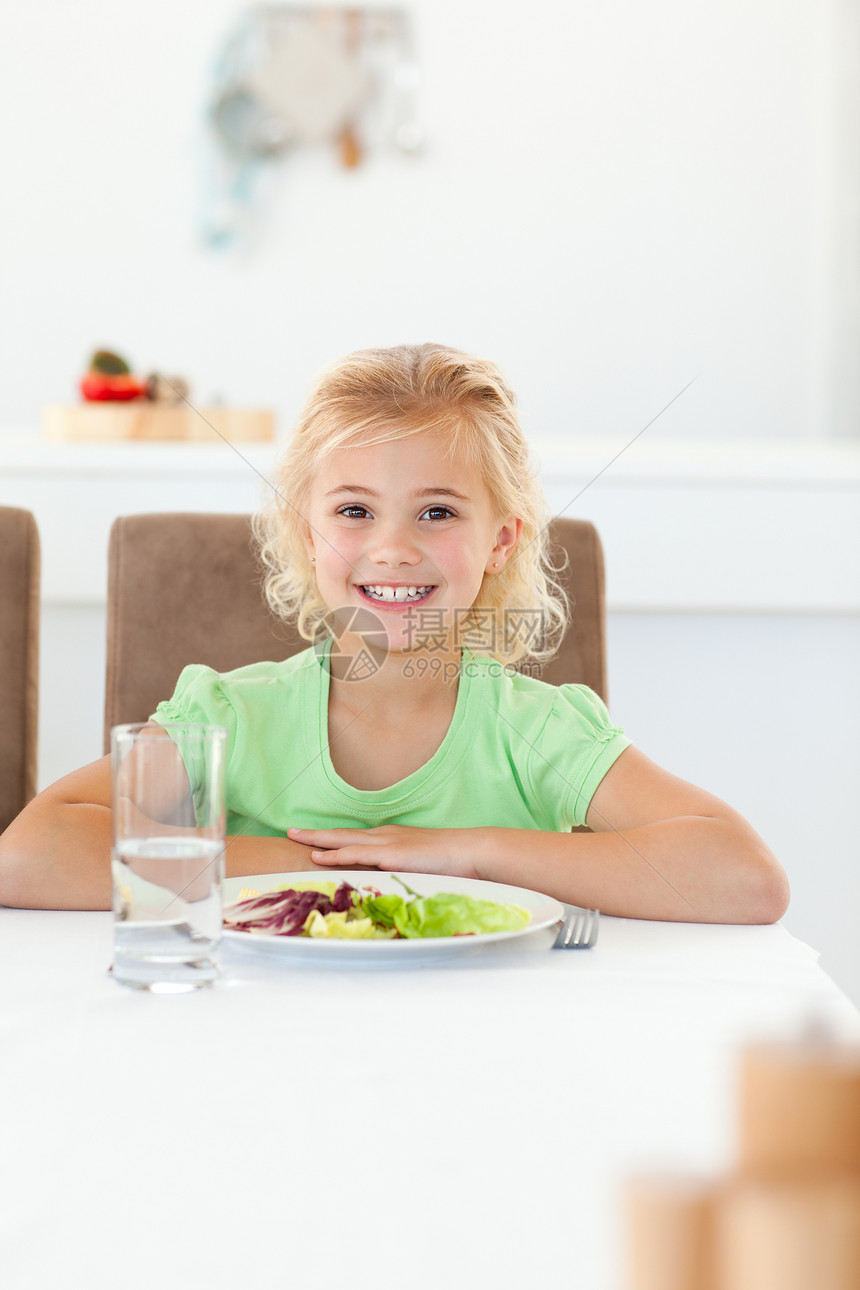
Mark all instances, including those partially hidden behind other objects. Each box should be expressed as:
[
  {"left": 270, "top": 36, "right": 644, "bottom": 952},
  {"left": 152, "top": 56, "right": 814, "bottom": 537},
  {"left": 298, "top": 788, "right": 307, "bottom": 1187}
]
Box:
[{"left": 110, "top": 722, "right": 227, "bottom": 992}]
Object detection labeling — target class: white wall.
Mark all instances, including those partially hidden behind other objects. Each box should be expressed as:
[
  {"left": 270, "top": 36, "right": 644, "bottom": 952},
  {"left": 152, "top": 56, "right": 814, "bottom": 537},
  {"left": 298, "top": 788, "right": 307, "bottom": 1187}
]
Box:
[{"left": 1, "top": 0, "right": 856, "bottom": 442}]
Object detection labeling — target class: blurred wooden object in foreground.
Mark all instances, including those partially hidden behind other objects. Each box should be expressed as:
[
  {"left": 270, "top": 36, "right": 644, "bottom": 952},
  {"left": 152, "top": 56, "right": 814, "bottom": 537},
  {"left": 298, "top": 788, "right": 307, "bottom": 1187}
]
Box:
[
  {"left": 43, "top": 403, "right": 275, "bottom": 443},
  {"left": 739, "top": 1040, "right": 860, "bottom": 1178},
  {"left": 626, "top": 1175, "right": 719, "bottom": 1290},
  {"left": 625, "top": 1036, "right": 860, "bottom": 1290}
]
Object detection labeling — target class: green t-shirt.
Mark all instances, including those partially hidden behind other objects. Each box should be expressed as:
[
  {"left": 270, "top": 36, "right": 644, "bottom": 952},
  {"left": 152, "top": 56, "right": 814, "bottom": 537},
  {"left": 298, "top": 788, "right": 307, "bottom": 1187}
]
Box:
[{"left": 152, "top": 644, "right": 631, "bottom": 839}]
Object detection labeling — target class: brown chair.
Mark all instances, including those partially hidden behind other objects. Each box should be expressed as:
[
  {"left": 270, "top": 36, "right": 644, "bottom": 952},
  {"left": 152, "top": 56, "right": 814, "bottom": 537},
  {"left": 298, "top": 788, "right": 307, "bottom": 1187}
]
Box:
[
  {"left": 538, "top": 518, "right": 606, "bottom": 698},
  {"left": 104, "top": 512, "right": 607, "bottom": 748},
  {"left": 0, "top": 507, "right": 41, "bottom": 833}
]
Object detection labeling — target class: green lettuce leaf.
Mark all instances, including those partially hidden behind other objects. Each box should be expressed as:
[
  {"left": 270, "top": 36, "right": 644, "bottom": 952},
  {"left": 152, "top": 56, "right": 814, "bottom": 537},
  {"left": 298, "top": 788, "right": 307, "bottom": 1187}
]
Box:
[
  {"left": 390, "top": 892, "right": 531, "bottom": 939},
  {"left": 357, "top": 892, "right": 408, "bottom": 928}
]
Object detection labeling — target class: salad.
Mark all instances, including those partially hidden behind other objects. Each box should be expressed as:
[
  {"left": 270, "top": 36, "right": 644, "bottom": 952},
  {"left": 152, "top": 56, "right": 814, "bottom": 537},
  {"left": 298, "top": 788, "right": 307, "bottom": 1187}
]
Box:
[{"left": 223, "top": 876, "right": 531, "bottom": 941}]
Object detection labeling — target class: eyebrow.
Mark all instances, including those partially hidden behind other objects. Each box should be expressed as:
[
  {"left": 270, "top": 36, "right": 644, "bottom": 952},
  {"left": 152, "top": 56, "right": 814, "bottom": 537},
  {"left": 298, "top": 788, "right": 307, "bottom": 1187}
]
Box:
[{"left": 324, "top": 485, "right": 471, "bottom": 501}]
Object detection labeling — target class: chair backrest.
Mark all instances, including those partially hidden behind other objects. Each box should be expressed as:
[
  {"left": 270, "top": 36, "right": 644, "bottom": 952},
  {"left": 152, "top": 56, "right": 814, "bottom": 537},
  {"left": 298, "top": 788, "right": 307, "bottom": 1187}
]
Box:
[
  {"left": 0, "top": 507, "right": 40, "bottom": 832},
  {"left": 104, "top": 512, "right": 607, "bottom": 749},
  {"left": 539, "top": 516, "right": 607, "bottom": 697}
]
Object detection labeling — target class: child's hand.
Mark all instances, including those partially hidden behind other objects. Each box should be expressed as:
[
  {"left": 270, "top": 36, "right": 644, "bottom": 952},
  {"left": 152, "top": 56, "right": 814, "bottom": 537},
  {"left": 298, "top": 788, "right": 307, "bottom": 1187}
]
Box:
[{"left": 286, "top": 826, "right": 479, "bottom": 880}]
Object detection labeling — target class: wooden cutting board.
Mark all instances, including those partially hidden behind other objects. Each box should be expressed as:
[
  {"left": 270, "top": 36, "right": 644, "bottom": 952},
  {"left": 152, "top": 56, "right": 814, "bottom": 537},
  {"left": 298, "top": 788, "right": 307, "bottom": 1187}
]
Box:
[{"left": 43, "top": 403, "right": 276, "bottom": 442}]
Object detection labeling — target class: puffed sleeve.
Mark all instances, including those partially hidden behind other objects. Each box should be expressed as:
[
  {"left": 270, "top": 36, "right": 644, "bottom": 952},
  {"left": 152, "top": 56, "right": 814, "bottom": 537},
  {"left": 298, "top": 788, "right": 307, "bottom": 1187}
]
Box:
[
  {"left": 151, "top": 664, "right": 237, "bottom": 748},
  {"left": 527, "top": 685, "right": 631, "bottom": 829}
]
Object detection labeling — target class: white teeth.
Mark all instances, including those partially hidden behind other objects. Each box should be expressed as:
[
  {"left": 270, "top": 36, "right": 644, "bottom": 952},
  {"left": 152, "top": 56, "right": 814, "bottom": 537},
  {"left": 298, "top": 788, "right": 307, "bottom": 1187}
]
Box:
[{"left": 361, "top": 584, "right": 432, "bottom": 602}]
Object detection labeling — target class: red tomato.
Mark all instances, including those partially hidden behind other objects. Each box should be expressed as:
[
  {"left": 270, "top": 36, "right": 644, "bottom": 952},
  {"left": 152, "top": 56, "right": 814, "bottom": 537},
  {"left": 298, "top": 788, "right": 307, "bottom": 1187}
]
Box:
[{"left": 80, "top": 372, "right": 147, "bottom": 402}]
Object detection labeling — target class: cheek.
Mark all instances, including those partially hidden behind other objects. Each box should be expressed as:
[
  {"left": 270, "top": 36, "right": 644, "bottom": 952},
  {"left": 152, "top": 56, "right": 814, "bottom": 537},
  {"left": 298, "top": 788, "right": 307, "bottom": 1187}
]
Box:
[
  {"left": 314, "top": 528, "right": 362, "bottom": 584},
  {"left": 437, "top": 537, "right": 488, "bottom": 585},
  {"left": 318, "top": 544, "right": 354, "bottom": 576}
]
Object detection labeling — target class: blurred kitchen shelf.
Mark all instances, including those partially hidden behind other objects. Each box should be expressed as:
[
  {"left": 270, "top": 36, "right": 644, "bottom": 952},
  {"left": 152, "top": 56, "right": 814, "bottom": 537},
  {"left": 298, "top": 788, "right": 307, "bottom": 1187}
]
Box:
[{"left": 43, "top": 402, "right": 275, "bottom": 443}]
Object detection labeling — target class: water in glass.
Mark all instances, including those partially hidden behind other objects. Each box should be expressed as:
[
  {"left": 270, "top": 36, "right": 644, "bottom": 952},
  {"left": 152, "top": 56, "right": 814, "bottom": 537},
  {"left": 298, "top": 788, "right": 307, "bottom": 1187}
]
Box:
[{"left": 112, "top": 836, "right": 223, "bottom": 992}]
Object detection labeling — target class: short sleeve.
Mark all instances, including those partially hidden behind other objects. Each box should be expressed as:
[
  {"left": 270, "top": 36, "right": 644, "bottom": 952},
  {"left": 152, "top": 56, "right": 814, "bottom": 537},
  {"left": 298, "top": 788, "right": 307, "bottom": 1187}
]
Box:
[
  {"left": 151, "top": 664, "right": 237, "bottom": 746},
  {"left": 527, "top": 684, "right": 631, "bottom": 829}
]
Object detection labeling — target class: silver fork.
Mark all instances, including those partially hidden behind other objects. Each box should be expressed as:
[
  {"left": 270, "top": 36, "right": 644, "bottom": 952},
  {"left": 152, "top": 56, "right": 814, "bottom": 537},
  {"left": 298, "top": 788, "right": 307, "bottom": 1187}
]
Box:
[{"left": 552, "top": 905, "right": 599, "bottom": 950}]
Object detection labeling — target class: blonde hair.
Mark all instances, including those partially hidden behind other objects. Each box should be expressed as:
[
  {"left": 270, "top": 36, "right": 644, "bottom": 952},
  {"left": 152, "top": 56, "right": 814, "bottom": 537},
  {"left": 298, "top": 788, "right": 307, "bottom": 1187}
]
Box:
[{"left": 253, "top": 343, "right": 568, "bottom": 665}]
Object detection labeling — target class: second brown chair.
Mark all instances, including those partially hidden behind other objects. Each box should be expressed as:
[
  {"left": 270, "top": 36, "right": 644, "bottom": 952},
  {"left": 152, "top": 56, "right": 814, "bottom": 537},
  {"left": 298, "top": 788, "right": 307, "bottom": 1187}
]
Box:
[
  {"left": 103, "top": 512, "right": 607, "bottom": 749},
  {"left": 0, "top": 506, "right": 41, "bottom": 834}
]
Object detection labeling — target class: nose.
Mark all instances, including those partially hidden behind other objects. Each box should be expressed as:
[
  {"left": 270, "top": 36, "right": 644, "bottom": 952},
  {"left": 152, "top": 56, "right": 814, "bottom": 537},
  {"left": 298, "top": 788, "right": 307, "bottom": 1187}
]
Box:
[{"left": 367, "top": 519, "right": 422, "bottom": 568}]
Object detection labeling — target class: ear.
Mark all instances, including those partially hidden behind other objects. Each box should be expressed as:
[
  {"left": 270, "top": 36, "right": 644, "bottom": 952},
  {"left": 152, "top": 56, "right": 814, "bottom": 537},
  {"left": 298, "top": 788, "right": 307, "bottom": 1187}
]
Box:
[{"left": 485, "top": 516, "right": 523, "bottom": 573}]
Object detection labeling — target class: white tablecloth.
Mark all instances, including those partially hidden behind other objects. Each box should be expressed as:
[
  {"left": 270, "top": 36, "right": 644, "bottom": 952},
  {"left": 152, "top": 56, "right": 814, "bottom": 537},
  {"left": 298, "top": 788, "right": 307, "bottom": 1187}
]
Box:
[{"left": 2, "top": 909, "right": 858, "bottom": 1290}]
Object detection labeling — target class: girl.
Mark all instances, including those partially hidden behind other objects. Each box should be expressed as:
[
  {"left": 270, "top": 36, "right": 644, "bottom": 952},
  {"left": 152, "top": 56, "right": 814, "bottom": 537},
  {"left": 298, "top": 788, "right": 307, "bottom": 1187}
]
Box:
[{"left": 0, "top": 344, "right": 789, "bottom": 921}]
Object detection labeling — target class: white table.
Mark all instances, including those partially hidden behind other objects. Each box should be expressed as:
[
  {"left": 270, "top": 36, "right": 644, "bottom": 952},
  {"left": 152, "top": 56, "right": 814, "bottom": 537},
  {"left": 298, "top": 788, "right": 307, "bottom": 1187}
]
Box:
[{"left": 2, "top": 909, "right": 858, "bottom": 1290}]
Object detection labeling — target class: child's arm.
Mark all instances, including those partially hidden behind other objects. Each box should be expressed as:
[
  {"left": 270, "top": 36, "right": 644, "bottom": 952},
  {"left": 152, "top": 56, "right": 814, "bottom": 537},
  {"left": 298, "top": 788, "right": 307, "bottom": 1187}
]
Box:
[
  {"left": 292, "top": 747, "right": 790, "bottom": 925},
  {"left": 0, "top": 756, "right": 329, "bottom": 911}
]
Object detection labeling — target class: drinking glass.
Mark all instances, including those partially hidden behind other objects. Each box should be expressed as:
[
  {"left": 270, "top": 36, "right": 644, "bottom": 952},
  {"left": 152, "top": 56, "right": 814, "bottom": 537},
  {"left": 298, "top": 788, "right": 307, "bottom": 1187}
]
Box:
[{"left": 111, "top": 722, "right": 227, "bottom": 992}]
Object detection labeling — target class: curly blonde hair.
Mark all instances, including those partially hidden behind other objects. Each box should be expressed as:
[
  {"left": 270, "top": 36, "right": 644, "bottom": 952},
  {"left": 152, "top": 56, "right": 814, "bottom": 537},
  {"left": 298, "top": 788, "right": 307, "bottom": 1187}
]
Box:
[{"left": 253, "top": 343, "right": 568, "bottom": 665}]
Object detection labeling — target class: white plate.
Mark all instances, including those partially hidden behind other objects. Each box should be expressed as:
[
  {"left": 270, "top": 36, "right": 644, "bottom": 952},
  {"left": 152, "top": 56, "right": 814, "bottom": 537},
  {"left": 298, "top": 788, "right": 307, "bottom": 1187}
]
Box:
[{"left": 221, "top": 871, "right": 563, "bottom": 964}]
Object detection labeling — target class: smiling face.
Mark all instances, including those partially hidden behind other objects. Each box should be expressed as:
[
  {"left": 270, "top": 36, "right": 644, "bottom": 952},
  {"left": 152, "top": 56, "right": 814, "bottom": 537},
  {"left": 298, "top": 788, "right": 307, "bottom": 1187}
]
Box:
[{"left": 304, "top": 431, "right": 521, "bottom": 661}]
